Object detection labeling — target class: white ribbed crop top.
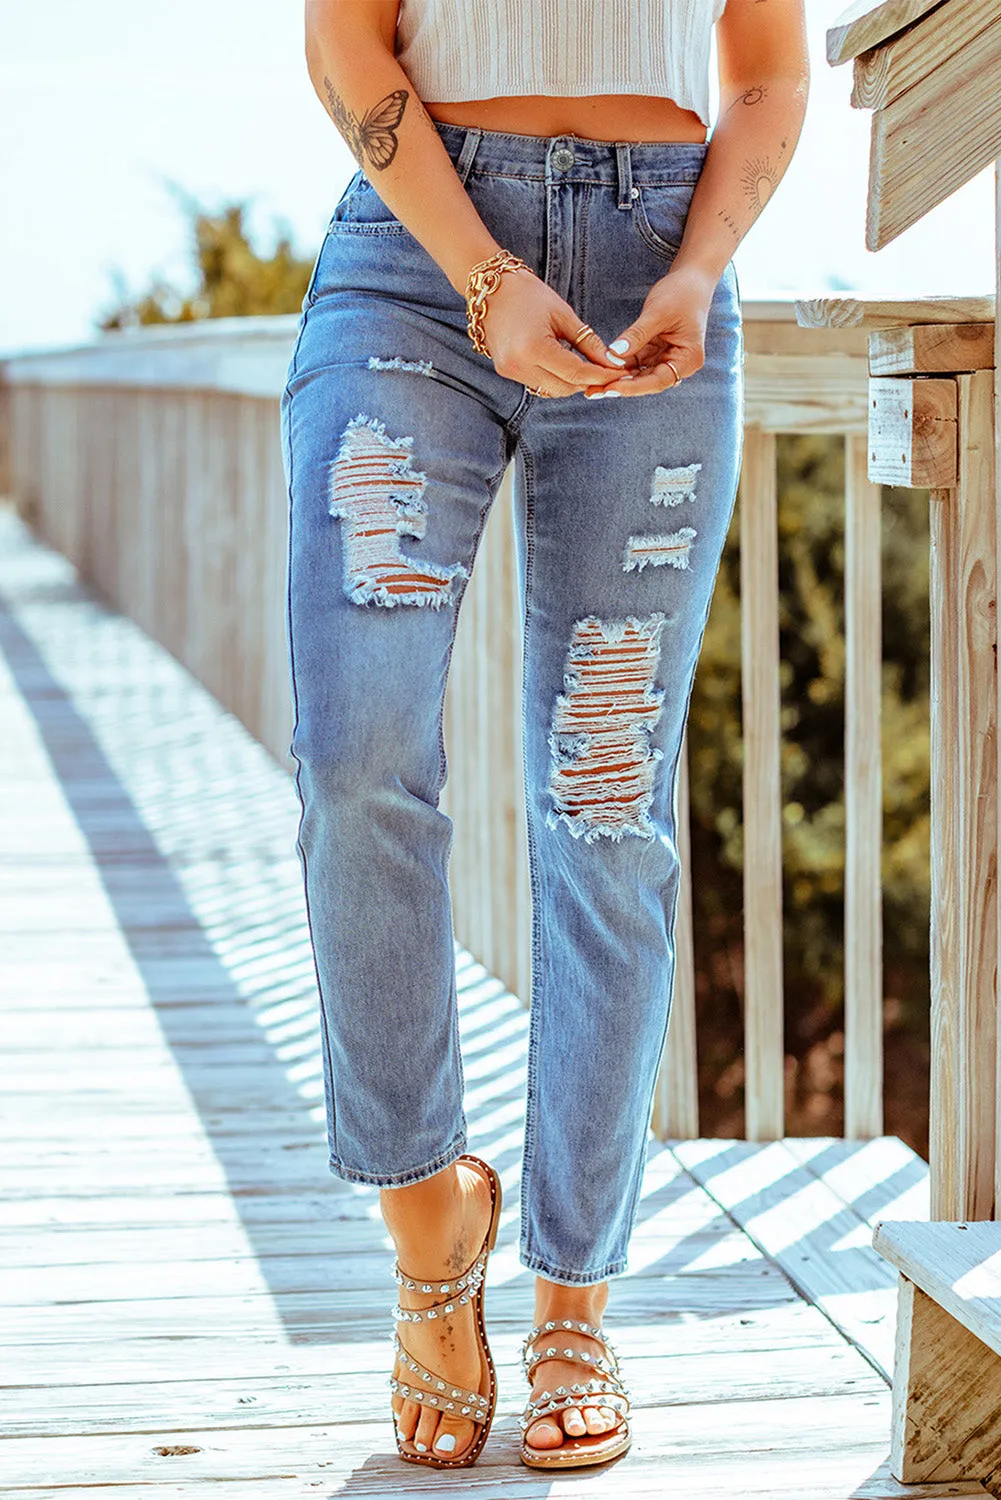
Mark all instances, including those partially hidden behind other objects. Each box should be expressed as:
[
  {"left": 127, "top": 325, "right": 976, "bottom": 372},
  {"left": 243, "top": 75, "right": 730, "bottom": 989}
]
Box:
[{"left": 394, "top": 0, "right": 728, "bottom": 127}]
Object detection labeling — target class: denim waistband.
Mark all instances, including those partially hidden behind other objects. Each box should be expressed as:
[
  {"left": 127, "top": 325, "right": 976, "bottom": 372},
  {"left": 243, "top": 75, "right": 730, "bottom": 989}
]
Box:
[{"left": 432, "top": 119, "right": 708, "bottom": 199}]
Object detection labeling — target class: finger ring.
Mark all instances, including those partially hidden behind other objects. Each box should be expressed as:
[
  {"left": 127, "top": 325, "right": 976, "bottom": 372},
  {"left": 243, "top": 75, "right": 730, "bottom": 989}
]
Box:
[
  {"left": 571, "top": 325, "right": 596, "bottom": 348},
  {"left": 664, "top": 358, "right": 681, "bottom": 387}
]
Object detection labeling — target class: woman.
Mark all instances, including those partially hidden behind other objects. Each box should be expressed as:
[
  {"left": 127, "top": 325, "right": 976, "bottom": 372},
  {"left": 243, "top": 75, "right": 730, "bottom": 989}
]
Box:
[{"left": 283, "top": 0, "right": 808, "bottom": 1472}]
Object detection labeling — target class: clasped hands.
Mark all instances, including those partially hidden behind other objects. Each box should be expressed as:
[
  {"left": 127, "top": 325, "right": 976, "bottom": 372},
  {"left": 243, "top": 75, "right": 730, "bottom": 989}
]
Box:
[{"left": 483, "top": 261, "right": 718, "bottom": 400}]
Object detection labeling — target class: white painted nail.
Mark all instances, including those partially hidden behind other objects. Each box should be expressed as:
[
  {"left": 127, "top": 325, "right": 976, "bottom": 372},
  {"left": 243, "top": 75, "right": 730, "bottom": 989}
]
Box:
[
  {"left": 434, "top": 1432, "right": 457, "bottom": 1453},
  {"left": 609, "top": 338, "right": 630, "bottom": 354},
  {"left": 604, "top": 390, "right": 622, "bottom": 397},
  {"left": 414, "top": 1441, "right": 428, "bottom": 1451},
  {"left": 605, "top": 352, "right": 627, "bottom": 366},
  {"left": 585, "top": 390, "right": 606, "bottom": 400}
]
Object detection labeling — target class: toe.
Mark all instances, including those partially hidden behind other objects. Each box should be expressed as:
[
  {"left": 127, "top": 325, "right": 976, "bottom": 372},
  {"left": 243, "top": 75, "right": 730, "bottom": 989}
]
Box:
[
  {"left": 413, "top": 1407, "right": 440, "bottom": 1454},
  {"left": 599, "top": 1404, "right": 620, "bottom": 1429},
  {"left": 395, "top": 1397, "right": 421, "bottom": 1443},
  {"left": 525, "top": 1416, "right": 563, "bottom": 1449},
  {"left": 561, "top": 1406, "right": 587, "bottom": 1437},
  {"left": 582, "top": 1404, "right": 607, "bottom": 1434},
  {"left": 431, "top": 1414, "right": 475, "bottom": 1459}
]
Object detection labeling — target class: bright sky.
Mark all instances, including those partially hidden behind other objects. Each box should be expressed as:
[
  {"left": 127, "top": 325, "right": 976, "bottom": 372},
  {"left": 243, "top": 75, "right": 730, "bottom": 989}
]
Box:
[{"left": 0, "top": 0, "right": 995, "bottom": 354}]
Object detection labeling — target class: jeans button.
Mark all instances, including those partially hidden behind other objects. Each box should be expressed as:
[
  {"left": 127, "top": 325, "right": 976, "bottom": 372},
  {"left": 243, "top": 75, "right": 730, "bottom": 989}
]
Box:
[{"left": 552, "top": 146, "right": 575, "bottom": 171}]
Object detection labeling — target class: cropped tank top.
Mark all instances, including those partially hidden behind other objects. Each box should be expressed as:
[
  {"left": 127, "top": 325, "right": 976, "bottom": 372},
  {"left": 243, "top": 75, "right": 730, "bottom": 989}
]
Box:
[{"left": 394, "top": 0, "right": 728, "bottom": 127}]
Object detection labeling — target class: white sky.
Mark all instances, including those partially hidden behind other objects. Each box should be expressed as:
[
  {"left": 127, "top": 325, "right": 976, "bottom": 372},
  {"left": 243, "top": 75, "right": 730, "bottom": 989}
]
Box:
[{"left": 0, "top": 0, "right": 995, "bottom": 354}]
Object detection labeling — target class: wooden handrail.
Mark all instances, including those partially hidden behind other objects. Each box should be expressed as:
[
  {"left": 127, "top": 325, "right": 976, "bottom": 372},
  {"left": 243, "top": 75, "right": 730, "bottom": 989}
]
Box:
[{"left": 0, "top": 301, "right": 883, "bottom": 1145}]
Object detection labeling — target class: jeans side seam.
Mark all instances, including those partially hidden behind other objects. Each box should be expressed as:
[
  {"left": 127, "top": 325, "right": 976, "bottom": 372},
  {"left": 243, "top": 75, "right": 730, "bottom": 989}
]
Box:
[
  {"left": 282, "top": 394, "right": 340, "bottom": 1160},
  {"left": 514, "top": 433, "right": 545, "bottom": 1264}
]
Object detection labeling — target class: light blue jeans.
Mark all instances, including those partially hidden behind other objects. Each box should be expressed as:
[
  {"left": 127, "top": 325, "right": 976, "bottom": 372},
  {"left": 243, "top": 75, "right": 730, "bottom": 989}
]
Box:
[{"left": 281, "top": 121, "right": 744, "bottom": 1285}]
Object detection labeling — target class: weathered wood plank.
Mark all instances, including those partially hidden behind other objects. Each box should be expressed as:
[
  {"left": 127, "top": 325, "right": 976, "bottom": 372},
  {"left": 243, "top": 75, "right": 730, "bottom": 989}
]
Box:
[
  {"left": 928, "top": 475, "right": 962, "bottom": 1220},
  {"left": 797, "top": 297, "right": 995, "bottom": 332},
  {"left": 784, "top": 1136, "right": 930, "bottom": 1226},
  {"left": 867, "top": 19, "right": 1001, "bottom": 250},
  {"left": 873, "top": 1220, "right": 1001, "bottom": 1357},
  {"left": 739, "top": 430, "right": 785, "bottom": 1141},
  {"left": 867, "top": 377, "right": 957, "bottom": 488},
  {"left": 844, "top": 434, "right": 884, "bottom": 1137},
  {"left": 0, "top": 1395, "right": 900, "bottom": 1491},
  {"left": 827, "top": 0, "right": 947, "bottom": 66},
  {"left": 0, "top": 1340, "right": 884, "bottom": 1439},
  {"left": 888, "top": 1276, "right": 1001, "bottom": 1484},
  {"left": 852, "top": 0, "right": 999, "bottom": 111},
  {"left": 868, "top": 324, "right": 996, "bottom": 378},
  {"left": 743, "top": 352, "right": 869, "bottom": 434},
  {"left": 952, "top": 371, "right": 998, "bottom": 1220},
  {"left": 673, "top": 1138, "right": 900, "bottom": 1378}
]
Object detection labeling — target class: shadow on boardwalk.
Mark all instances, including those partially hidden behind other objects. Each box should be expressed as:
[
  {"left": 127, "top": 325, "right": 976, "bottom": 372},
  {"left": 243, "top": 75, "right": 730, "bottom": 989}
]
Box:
[{"left": 0, "top": 506, "right": 936, "bottom": 1497}]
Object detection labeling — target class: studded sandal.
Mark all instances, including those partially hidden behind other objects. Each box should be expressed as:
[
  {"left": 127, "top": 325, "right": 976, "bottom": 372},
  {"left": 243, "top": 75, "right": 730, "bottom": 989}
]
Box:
[
  {"left": 518, "top": 1318, "right": 632, "bottom": 1469},
  {"left": 387, "top": 1153, "right": 502, "bottom": 1469}
]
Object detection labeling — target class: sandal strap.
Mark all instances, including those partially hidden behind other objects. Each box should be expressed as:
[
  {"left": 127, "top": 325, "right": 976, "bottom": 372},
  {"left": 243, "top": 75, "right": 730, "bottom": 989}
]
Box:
[
  {"left": 519, "top": 1378, "right": 632, "bottom": 1432},
  {"left": 521, "top": 1318, "right": 615, "bottom": 1355},
  {"left": 391, "top": 1334, "right": 491, "bottom": 1424},
  {"left": 392, "top": 1246, "right": 488, "bottom": 1297},
  {"left": 391, "top": 1253, "right": 486, "bottom": 1324},
  {"left": 523, "top": 1341, "right": 621, "bottom": 1380},
  {"left": 521, "top": 1320, "right": 621, "bottom": 1378}
]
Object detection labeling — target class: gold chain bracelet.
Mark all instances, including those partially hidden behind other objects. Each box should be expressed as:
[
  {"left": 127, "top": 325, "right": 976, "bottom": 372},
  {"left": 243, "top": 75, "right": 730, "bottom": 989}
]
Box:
[{"left": 464, "top": 250, "right": 534, "bottom": 357}]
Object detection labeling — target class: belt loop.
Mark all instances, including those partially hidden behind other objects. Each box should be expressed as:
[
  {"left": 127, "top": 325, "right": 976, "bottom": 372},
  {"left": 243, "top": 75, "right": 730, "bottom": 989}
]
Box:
[
  {"left": 455, "top": 127, "right": 483, "bottom": 186},
  {"left": 615, "top": 143, "right": 634, "bottom": 210}
]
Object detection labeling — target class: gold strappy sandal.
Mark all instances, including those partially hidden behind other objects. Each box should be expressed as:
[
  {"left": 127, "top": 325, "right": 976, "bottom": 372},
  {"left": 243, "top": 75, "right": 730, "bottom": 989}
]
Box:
[
  {"left": 388, "top": 1154, "right": 502, "bottom": 1469},
  {"left": 518, "top": 1318, "right": 632, "bottom": 1469}
]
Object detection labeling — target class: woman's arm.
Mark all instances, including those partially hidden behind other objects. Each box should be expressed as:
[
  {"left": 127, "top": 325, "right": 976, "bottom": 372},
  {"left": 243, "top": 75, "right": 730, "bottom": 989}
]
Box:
[
  {"left": 596, "top": 0, "right": 809, "bottom": 398},
  {"left": 305, "top": 1, "right": 623, "bottom": 394}
]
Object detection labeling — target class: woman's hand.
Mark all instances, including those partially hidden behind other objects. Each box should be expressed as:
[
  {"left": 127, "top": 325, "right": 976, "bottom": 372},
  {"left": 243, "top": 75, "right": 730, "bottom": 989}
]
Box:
[
  {"left": 587, "top": 264, "right": 719, "bottom": 399},
  {"left": 481, "top": 268, "right": 626, "bottom": 397}
]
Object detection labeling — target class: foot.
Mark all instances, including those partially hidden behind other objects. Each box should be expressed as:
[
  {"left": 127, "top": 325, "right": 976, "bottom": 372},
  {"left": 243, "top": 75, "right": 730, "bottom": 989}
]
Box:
[
  {"left": 383, "top": 1158, "right": 494, "bottom": 1462},
  {"left": 522, "top": 1279, "right": 624, "bottom": 1452}
]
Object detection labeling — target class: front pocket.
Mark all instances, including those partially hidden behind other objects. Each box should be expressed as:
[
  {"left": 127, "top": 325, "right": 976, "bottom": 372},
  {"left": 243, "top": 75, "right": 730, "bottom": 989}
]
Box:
[
  {"left": 329, "top": 176, "right": 409, "bottom": 235},
  {"left": 632, "top": 183, "right": 696, "bottom": 261}
]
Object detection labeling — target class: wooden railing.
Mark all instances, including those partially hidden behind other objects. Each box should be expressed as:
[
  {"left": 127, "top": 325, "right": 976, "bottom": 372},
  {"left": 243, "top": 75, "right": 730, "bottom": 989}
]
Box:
[{"left": 0, "top": 303, "right": 878, "bottom": 1143}]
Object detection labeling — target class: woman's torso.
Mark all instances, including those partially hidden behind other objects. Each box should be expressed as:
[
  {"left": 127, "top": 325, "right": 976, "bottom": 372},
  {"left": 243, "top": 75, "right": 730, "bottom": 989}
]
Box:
[{"left": 395, "top": 0, "right": 724, "bottom": 143}]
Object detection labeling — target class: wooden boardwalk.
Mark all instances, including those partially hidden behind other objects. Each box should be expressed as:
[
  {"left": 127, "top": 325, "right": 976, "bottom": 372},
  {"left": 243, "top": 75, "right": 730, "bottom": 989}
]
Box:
[{"left": 0, "top": 503, "right": 985, "bottom": 1499}]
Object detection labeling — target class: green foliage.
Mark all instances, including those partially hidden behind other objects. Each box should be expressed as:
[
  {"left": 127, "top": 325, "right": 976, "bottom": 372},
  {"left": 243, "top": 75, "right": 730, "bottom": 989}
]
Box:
[
  {"left": 99, "top": 193, "right": 314, "bottom": 329},
  {"left": 688, "top": 434, "right": 931, "bottom": 1145}
]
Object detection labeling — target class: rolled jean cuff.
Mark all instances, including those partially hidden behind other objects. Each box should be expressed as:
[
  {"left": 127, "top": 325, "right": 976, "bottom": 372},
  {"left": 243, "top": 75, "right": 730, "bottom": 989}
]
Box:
[
  {"left": 519, "top": 1250, "right": 628, "bottom": 1286},
  {"left": 327, "top": 1131, "right": 468, "bottom": 1188}
]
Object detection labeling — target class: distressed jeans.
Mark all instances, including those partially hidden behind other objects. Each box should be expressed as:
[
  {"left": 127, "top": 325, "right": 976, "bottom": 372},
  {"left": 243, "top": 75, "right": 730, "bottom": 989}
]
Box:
[{"left": 281, "top": 122, "right": 744, "bottom": 1285}]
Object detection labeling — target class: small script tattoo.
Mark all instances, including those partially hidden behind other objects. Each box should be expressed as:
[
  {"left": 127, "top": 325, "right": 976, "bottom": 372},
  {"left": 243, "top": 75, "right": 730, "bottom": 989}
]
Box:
[
  {"left": 740, "top": 156, "right": 779, "bottom": 212},
  {"left": 323, "top": 77, "right": 408, "bottom": 171},
  {"left": 718, "top": 207, "right": 741, "bottom": 242}
]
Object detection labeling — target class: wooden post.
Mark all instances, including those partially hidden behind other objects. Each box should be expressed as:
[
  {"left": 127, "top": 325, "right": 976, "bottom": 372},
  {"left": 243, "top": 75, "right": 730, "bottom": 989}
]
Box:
[
  {"left": 995, "top": 158, "right": 1001, "bottom": 1220},
  {"left": 929, "top": 370, "right": 998, "bottom": 1220},
  {"left": 844, "top": 433, "right": 884, "bottom": 1136},
  {"left": 954, "top": 369, "right": 997, "bottom": 1220},
  {"left": 929, "top": 479, "right": 961, "bottom": 1219},
  {"left": 739, "top": 427, "right": 785, "bottom": 1140}
]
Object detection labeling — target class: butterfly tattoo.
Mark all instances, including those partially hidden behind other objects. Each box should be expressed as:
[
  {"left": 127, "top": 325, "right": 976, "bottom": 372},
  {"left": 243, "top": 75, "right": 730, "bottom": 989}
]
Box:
[{"left": 323, "top": 78, "right": 409, "bottom": 171}]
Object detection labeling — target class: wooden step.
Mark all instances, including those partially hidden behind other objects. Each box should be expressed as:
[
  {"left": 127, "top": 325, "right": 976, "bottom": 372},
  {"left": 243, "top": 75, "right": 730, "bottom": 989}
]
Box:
[
  {"left": 873, "top": 1220, "right": 1001, "bottom": 1358},
  {"left": 872, "top": 1220, "right": 1001, "bottom": 1485}
]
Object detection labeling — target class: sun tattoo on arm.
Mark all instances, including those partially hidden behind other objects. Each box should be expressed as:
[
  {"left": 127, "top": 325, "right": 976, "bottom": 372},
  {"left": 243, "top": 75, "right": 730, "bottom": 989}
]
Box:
[
  {"left": 740, "top": 157, "right": 779, "bottom": 212},
  {"left": 323, "top": 77, "right": 409, "bottom": 171}
]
